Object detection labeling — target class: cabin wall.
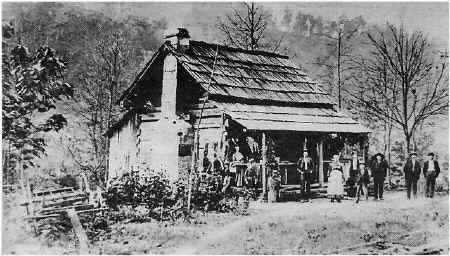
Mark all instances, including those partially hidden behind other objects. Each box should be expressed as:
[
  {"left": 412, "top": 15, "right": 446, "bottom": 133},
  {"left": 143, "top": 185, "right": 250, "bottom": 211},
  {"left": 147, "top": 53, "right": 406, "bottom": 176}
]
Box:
[
  {"left": 107, "top": 114, "right": 139, "bottom": 180},
  {"left": 189, "top": 101, "right": 224, "bottom": 171}
]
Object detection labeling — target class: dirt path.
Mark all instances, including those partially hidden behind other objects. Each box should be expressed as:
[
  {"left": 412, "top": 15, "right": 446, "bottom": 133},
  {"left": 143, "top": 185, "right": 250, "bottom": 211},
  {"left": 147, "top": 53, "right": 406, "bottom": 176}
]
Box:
[
  {"left": 169, "top": 192, "right": 448, "bottom": 254},
  {"left": 170, "top": 203, "right": 318, "bottom": 254}
]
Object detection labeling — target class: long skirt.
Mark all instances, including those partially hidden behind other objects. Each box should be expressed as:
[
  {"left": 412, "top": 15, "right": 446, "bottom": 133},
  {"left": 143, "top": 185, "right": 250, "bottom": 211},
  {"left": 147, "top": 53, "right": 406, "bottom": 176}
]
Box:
[{"left": 327, "top": 170, "right": 344, "bottom": 196}]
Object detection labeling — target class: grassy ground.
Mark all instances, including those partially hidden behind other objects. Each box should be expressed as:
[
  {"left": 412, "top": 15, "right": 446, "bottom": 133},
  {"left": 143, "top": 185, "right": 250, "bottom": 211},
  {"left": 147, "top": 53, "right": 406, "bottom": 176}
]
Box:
[
  {"left": 167, "top": 192, "right": 449, "bottom": 255},
  {"left": 2, "top": 191, "right": 449, "bottom": 254}
]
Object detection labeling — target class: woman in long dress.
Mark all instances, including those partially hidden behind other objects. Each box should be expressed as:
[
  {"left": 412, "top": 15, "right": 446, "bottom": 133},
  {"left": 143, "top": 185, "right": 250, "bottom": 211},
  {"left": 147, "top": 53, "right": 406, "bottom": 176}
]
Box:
[{"left": 327, "top": 154, "right": 345, "bottom": 202}]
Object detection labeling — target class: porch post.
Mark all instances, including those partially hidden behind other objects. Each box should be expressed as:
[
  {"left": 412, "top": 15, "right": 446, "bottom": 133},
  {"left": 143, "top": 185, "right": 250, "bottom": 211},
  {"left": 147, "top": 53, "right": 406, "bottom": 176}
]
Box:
[
  {"left": 261, "top": 132, "right": 267, "bottom": 201},
  {"left": 318, "top": 136, "right": 324, "bottom": 186}
]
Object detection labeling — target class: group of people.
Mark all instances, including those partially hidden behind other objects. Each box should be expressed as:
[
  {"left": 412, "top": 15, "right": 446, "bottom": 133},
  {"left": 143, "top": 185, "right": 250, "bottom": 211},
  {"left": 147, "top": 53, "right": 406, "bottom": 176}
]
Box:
[
  {"left": 202, "top": 144, "right": 262, "bottom": 197},
  {"left": 294, "top": 148, "right": 442, "bottom": 204},
  {"left": 403, "top": 152, "right": 441, "bottom": 199},
  {"left": 203, "top": 136, "right": 442, "bottom": 203}
]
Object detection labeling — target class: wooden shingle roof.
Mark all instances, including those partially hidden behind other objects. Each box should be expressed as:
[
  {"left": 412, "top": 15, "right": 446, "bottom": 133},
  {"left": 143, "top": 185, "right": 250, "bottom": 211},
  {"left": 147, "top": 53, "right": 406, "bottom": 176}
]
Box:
[
  {"left": 113, "top": 40, "right": 370, "bottom": 135},
  {"left": 212, "top": 101, "right": 371, "bottom": 133},
  {"left": 170, "top": 41, "right": 335, "bottom": 106}
]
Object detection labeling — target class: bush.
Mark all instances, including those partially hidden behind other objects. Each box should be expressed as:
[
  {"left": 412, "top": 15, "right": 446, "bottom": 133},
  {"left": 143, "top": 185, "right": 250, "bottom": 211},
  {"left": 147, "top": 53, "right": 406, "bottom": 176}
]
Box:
[
  {"left": 105, "top": 170, "right": 189, "bottom": 222},
  {"left": 105, "top": 170, "right": 250, "bottom": 222}
]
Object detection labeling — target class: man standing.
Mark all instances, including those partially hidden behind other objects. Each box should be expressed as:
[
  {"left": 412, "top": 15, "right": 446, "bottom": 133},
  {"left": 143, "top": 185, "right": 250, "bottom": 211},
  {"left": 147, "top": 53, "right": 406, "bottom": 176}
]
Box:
[
  {"left": 403, "top": 152, "right": 421, "bottom": 199},
  {"left": 297, "top": 148, "right": 315, "bottom": 202},
  {"left": 423, "top": 152, "right": 440, "bottom": 198},
  {"left": 370, "top": 153, "right": 388, "bottom": 200}
]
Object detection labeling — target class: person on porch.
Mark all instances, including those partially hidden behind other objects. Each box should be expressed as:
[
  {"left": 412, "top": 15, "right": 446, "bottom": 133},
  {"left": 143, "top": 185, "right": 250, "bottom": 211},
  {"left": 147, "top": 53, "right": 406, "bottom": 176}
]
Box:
[
  {"left": 423, "top": 152, "right": 440, "bottom": 198},
  {"left": 268, "top": 169, "right": 282, "bottom": 203},
  {"left": 231, "top": 145, "right": 245, "bottom": 187},
  {"left": 348, "top": 150, "right": 360, "bottom": 197},
  {"left": 244, "top": 158, "right": 258, "bottom": 199},
  {"left": 212, "top": 153, "right": 225, "bottom": 177},
  {"left": 327, "top": 153, "right": 345, "bottom": 203},
  {"left": 370, "top": 153, "right": 388, "bottom": 200},
  {"left": 297, "top": 147, "right": 314, "bottom": 203},
  {"left": 403, "top": 151, "right": 421, "bottom": 199}
]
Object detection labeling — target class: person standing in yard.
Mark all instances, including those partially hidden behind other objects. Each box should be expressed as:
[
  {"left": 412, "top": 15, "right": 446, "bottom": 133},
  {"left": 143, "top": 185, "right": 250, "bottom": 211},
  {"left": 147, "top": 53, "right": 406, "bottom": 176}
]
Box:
[
  {"left": 355, "top": 162, "right": 370, "bottom": 203},
  {"left": 297, "top": 148, "right": 315, "bottom": 202},
  {"left": 370, "top": 153, "right": 388, "bottom": 200},
  {"left": 403, "top": 152, "right": 421, "bottom": 199},
  {"left": 423, "top": 152, "right": 440, "bottom": 198},
  {"left": 327, "top": 154, "right": 345, "bottom": 203}
]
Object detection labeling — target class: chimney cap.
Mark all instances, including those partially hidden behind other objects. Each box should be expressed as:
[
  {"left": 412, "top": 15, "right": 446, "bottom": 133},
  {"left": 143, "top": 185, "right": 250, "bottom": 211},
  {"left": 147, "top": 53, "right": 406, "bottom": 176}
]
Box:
[{"left": 164, "top": 27, "right": 190, "bottom": 39}]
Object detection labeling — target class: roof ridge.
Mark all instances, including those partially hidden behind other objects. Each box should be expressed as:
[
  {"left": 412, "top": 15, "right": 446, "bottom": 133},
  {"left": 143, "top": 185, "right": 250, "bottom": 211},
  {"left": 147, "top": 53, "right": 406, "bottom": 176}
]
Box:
[{"left": 189, "top": 40, "right": 289, "bottom": 59}]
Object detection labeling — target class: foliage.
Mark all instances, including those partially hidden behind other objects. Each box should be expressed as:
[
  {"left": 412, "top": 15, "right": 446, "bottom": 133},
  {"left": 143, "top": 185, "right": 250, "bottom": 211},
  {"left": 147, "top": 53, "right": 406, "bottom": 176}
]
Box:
[
  {"left": 4, "top": 4, "right": 166, "bottom": 186},
  {"left": 2, "top": 22, "right": 73, "bottom": 182},
  {"left": 63, "top": 14, "right": 165, "bottom": 187},
  {"left": 105, "top": 170, "right": 248, "bottom": 222},
  {"left": 105, "top": 170, "right": 189, "bottom": 222}
]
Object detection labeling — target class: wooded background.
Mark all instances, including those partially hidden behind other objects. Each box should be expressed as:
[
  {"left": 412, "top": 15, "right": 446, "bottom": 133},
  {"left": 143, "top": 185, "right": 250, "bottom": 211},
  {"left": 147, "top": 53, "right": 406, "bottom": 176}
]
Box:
[{"left": 2, "top": 2, "right": 448, "bottom": 188}]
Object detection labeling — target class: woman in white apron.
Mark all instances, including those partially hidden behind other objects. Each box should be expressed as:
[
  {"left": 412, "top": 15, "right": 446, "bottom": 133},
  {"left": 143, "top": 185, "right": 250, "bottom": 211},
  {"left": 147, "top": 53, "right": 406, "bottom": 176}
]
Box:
[{"left": 327, "top": 154, "right": 345, "bottom": 202}]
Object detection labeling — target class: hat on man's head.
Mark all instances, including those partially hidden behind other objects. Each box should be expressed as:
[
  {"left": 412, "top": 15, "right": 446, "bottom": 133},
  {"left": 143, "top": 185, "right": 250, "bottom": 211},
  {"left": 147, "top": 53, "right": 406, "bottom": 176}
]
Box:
[
  {"left": 409, "top": 151, "right": 418, "bottom": 157},
  {"left": 374, "top": 152, "right": 385, "bottom": 158}
]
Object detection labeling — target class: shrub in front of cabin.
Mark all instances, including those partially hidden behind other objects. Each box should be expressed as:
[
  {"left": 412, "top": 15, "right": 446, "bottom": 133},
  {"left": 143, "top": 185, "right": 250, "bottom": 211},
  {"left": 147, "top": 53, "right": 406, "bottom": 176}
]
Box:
[
  {"left": 105, "top": 170, "right": 189, "bottom": 222},
  {"left": 105, "top": 169, "right": 248, "bottom": 221}
]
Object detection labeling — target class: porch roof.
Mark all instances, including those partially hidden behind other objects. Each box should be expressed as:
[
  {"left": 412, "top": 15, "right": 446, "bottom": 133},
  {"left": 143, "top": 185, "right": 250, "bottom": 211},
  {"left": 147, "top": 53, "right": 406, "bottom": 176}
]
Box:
[{"left": 212, "top": 101, "right": 371, "bottom": 133}]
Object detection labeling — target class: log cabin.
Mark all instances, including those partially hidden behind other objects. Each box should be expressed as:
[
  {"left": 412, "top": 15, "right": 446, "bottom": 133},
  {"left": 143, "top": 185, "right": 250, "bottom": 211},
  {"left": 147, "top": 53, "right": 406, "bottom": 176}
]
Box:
[{"left": 105, "top": 28, "right": 371, "bottom": 195}]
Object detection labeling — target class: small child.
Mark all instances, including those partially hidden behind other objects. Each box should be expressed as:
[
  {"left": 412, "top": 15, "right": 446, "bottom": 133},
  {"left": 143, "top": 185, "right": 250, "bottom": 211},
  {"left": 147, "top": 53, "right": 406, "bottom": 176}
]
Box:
[
  {"left": 268, "top": 170, "right": 282, "bottom": 203},
  {"left": 355, "top": 162, "right": 370, "bottom": 203}
]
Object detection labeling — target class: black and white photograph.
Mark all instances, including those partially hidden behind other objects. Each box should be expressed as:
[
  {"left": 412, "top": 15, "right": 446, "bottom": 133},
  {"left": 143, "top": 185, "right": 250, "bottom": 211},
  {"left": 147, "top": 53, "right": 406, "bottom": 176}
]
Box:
[{"left": 1, "top": 1, "right": 449, "bottom": 254}]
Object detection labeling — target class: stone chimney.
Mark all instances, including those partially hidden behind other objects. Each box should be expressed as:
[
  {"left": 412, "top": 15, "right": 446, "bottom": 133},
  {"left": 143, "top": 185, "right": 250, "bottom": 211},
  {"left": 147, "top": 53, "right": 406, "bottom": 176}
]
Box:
[{"left": 164, "top": 27, "right": 191, "bottom": 52}]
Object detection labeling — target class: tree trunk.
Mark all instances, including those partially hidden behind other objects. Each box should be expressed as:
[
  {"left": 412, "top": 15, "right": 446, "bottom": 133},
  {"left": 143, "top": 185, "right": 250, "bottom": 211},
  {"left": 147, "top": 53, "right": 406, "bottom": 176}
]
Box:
[
  {"left": 405, "top": 133, "right": 411, "bottom": 156},
  {"left": 337, "top": 33, "right": 342, "bottom": 109}
]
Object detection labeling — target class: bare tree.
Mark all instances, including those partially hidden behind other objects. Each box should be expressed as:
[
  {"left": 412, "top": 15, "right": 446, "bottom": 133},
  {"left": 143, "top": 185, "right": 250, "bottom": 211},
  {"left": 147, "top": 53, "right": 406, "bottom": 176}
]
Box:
[
  {"left": 314, "top": 18, "right": 363, "bottom": 109},
  {"left": 217, "top": 2, "right": 281, "bottom": 52},
  {"left": 348, "top": 24, "right": 448, "bottom": 155}
]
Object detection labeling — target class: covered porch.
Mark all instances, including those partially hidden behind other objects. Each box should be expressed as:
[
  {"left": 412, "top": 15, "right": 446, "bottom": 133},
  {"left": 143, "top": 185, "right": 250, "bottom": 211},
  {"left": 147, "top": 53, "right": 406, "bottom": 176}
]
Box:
[{"left": 204, "top": 101, "right": 371, "bottom": 197}]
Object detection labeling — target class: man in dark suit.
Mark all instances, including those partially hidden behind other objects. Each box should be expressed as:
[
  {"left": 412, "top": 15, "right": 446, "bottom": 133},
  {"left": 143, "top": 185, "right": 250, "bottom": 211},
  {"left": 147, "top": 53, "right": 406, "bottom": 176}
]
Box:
[
  {"left": 297, "top": 148, "right": 315, "bottom": 202},
  {"left": 370, "top": 153, "right": 388, "bottom": 200},
  {"left": 403, "top": 152, "right": 421, "bottom": 199},
  {"left": 423, "top": 152, "right": 441, "bottom": 198}
]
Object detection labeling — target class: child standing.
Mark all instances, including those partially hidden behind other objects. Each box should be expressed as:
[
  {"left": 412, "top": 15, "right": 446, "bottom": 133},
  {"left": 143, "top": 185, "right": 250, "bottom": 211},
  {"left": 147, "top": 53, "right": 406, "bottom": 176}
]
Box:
[
  {"left": 268, "top": 170, "right": 282, "bottom": 203},
  {"left": 355, "top": 162, "right": 370, "bottom": 203}
]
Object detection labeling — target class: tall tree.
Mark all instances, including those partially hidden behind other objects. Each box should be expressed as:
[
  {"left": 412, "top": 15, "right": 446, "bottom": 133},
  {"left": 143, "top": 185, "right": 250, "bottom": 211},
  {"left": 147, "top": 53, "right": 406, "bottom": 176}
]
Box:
[
  {"left": 217, "top": 2, "right": 281, "bottom": 52},
  {"left": 65, "top": 15, "right": 165, "bottom": 186},
  {"left": 2, "top": 23, "right": 72, "bottom": 185},
  {"left": 314, "top": 16, "right": 365, "bottom": 109},
  {"left": 348, "top": 24, "right": 448, "bottom": 155},
  {"left": 5, "top": 4, "right": 166, "bottom": 185}
]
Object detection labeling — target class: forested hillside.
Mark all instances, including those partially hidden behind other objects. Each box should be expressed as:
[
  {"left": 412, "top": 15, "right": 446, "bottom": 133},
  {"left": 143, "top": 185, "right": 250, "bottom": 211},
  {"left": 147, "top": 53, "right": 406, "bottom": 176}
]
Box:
[{"left": 2, "top": 2, "right": 448, "bottom": 187}]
